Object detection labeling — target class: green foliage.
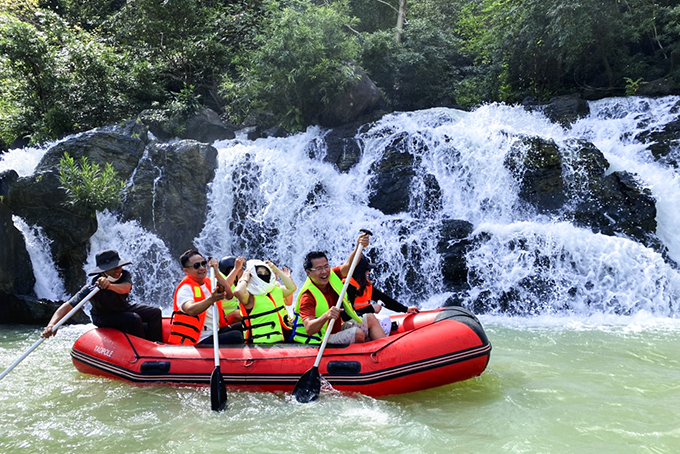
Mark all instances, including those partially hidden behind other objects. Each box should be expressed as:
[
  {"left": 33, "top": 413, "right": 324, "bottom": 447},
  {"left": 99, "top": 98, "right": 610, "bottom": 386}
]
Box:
[
  {"left": 222, "top": 0, "right": 362, "bottom": 131},
  {"left": 0, "top": 11, "right": 150, "bottom": 144},
  {"left": 3, "top": 0, "right": 680, "bottom": 142},
  {"left": 58, "top": 152, "right": 125, "bottom": 212},
  {"left": 455, "top": 0, "right": 680, "bottom": 103},
  {"left": 624, "top": 77, "right": 644, "bottom": 96}
]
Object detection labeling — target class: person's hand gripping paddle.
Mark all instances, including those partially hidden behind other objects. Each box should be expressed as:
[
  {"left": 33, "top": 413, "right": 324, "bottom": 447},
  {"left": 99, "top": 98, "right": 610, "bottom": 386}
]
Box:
[
  {"left": 209, "top": 266, "right": 228, "bottom": 411},
  {"left": 292, "top": 229, "right": 372, "bottom": 403}
]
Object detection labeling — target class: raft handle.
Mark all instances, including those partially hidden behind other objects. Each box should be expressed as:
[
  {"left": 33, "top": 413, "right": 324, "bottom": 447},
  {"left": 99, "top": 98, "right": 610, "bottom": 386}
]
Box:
[{"left": 140, "top": 361, "right": 171, "bottom": 375}]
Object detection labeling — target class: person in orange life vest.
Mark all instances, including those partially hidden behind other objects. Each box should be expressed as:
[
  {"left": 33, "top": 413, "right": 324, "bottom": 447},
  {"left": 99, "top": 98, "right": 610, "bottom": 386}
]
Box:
[
  {"left": 233, "top": 259, "right": 296, "bottom": 343},
  {"left": 298, "top": 232, "right": 386, "bottom": 344},
  {"left": 41, "top": 249, "right": 162, "bottom": 342},
  {"left": 345, "top": 255, "right": 419, "bottom": 335},
  {"left": 167, "top": 249, "right": 243, "bottom": 346}
]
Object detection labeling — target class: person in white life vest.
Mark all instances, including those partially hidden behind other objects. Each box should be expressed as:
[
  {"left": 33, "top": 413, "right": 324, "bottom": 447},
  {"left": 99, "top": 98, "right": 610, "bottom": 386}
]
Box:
[{"left": 233, "top": 259, "right": 297, "bottom": 343}]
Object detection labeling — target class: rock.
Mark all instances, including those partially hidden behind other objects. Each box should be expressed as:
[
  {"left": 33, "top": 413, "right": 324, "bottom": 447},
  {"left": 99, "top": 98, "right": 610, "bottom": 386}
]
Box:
[
  {"left": 0, "top": 169, "right": 18, "bottom": 198},
  {"left": 437, "top": 219, "right": 474, "bottom": 292},
  {"left": 182, "top": 108, "right": 238, "bottom": 143},
  {"left": 35, "top": 121, "right": 148, "bottom": 180},
  {"left": 318, "top": 122, "right": 366, "bottom": 172},
  {"left": 120, "top": 140, "right": 218, "bottom": 258},
  {"left": 635, "top": 102, "right": 680, "bottom": 168},
  {"left": 140, "top": 108, "right": 238, "bottom": 143},
  {"left": 6, "top": 171, "right": 96, "bottom": 293},
  {"left": 0, "top": 201, "right": 35, "bottom": 296},
  {"left": 505, "top": 136, "right": 566, "bottom": 214},
  {"left": 0, "top": 293, "right": 90, "bottom": 325},
  {"left": 636, "top": 77, "right": 680, "bottom": 97},
  {"left": 367, "top": 132, "right": 426, "bottom": 215},
  {"left": 319, "top": 65, "right": 385, "bottom": 127},
  {"left": 543, "top": 94, "right": 590, "bottom": 127}
]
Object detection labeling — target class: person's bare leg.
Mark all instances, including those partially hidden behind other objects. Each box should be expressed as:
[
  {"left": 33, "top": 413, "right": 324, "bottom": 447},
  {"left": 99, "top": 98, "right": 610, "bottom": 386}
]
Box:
[{"left": 366, "top": 314, "right": 386, "bottom": 340}]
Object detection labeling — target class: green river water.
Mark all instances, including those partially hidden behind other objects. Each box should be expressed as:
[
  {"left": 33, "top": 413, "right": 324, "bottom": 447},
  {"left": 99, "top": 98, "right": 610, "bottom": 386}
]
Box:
[{"left": 1, "top": 317, "right": 679, "bottom": 454}]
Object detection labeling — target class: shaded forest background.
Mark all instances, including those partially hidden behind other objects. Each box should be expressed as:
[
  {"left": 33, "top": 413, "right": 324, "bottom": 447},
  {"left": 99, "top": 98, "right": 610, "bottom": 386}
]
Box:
[{"left": 1, "top": 0, "right": 679, "bottom": 148}]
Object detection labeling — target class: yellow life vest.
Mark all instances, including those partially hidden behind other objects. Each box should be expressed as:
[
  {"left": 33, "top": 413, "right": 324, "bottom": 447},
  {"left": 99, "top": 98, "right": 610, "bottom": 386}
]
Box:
[{"left": 290, "top": 270, "right": 362, "bottom": 344}]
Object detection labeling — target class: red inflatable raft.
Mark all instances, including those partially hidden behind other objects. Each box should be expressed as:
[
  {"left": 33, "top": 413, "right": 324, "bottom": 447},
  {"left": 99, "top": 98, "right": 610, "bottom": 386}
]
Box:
[{"left": 71, "top": 307, "right": 491, "bottom": 397}]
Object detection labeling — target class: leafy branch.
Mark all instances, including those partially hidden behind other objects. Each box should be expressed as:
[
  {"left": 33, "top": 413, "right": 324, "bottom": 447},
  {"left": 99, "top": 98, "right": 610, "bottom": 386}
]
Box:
[{"left": 58, "top": 152, "right": 125, "bottom": 212}]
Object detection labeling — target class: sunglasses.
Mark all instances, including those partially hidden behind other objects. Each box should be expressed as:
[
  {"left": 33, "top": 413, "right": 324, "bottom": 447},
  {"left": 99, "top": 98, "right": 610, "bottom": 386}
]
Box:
[{"left": 191, "top": 260, "right": 208, "bottom": 270}]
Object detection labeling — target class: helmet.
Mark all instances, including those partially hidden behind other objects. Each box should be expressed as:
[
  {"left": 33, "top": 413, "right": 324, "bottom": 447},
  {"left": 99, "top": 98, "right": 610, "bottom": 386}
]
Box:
[{"left": 218, "top": 256, "right": 237, "bottom": 276}]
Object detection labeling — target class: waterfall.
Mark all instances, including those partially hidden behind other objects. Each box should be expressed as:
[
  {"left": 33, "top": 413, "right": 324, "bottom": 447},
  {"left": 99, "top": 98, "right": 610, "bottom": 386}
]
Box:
[
  {"left": 2, "top": 96, "right": 679, "bottom": 318},
  {"left": 12, "top": 216, "right": 68, "bottom": 301},
  {"left": 194, "top": 97, "right": 680, "bottom": 317},
  {"left": 88, "top": 211, "right": 178, "bottom": 313}
]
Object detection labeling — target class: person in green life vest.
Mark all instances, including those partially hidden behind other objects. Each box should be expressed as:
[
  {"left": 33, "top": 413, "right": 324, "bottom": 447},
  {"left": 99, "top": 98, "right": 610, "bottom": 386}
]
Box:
[
  {"left": 218, "top": 255, "right": 246, "bottom": 326},
  {"left": 233, "top": 259, "right": 297, "bottom": 343},
  {"left": 291, "top": 232, "right": 387, "bottom": 345}
]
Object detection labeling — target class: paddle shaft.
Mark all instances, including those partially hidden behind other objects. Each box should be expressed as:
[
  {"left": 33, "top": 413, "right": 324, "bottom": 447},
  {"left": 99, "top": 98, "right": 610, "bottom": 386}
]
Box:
[
  {"left": 0, "top": 286, "right": 100, "bottom": 381},
  {"left": 311, "top": 243, "right": 365, "bottom": 369},
  {"left": 210, "top": 268, "right": 220, "bottom": 367}
]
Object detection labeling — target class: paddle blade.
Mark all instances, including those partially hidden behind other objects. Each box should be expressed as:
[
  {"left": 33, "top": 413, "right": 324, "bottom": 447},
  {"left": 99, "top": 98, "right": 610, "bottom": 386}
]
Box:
[
  {"left": 210, "top": 366, "right": 228, "bottom": 412},
  {"left": 292, "top": 366, "right": 321, "bottom": 403}
]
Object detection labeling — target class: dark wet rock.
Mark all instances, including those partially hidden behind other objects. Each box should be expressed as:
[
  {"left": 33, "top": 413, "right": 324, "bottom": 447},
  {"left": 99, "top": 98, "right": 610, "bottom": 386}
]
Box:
[
  {"left": 635, "top": 103, "right": 680, "bottom": 168},
  {"left": 505, "top": 136, "right": 566, "bottom": 214},
  {"left": 182, "top": 108, "right": 238, "bottom": 143},
  {"left": 0, "top": 169, "right": 18, "bottom": 199},
  {"left": 319, "top": 66, "right": 385, "bottom": 127},
  {"left": 35, "top": 121, "right": 148, "bottom": 180},
  {"left": 636, "top": 76, "right": 680, "bottom": 97},
  {"left": 120, "top": 140, "right": 218, "bottom": 258},
  {"left": 438, "top": 219, "right": 474, "bottom": 292},
  {"left": 543, "top": 94, "right": 590, "bottom": 127},
  {"left": 367, "top": 132, "right": 427, "bottom": 215},
  {"left": 0, "top": 202, "right": 35, "bottom": 296},
  {"left": 0, "top": 293, "right": 90, "bottom": 325}
]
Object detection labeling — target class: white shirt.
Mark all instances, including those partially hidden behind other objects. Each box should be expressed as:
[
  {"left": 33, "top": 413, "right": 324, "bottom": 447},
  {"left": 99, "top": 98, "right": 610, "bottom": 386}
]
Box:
[{"left": 176, "top": 282, "right": 214, "bottom": 342}]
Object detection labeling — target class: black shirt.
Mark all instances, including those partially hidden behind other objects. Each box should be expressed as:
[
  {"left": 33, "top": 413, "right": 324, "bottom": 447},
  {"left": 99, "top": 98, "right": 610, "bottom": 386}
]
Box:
[{"left": 67, "top": 269, "right": 132, "bottom": 316}]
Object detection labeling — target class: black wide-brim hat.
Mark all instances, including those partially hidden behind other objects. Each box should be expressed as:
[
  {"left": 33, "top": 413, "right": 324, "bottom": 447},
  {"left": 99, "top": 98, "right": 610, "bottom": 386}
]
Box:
[{"left": 88, "top": 249, "right": 132, "bottom": 275}]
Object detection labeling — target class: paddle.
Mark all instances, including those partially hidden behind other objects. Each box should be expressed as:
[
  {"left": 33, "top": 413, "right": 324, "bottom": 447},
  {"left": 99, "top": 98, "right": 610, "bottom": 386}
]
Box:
[
  {"left": 292, "top": 230, "right": 370, "bottom": 403},
  {"left": 0, "top": 286, "right": 101, "bottom": 381},
  {"left": 209, "top": 266, "right": 228, "bottom": 411}
]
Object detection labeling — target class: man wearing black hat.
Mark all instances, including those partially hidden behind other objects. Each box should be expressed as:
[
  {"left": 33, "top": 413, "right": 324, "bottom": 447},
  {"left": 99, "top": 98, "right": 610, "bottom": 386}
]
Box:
[{"left": 41, "top": 250, "right": 163, "bottom": 342}]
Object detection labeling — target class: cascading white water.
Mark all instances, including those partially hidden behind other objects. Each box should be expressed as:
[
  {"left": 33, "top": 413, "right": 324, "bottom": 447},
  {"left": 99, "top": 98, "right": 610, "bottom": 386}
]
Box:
[
  {"left": 194, "top": 97, "right": 680, "bottom": 317},
  {"left": 2, "top": 96, "right": 679, "bottom": 318},
  {"left": 12, "top": 216, "right": 67, "bottom": 301}
]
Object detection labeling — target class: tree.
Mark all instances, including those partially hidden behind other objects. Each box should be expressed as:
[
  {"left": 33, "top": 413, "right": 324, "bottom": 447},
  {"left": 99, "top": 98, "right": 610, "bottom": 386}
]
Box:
[{"left": 222, "top": 0, "right": 362, "bottom": 131}]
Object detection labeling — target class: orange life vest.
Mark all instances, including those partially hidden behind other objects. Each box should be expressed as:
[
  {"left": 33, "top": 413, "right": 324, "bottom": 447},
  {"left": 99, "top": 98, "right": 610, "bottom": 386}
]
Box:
[
  {"left": 346, "top": 277, "right": 373, "bottom": 310},
  {"left": 167, "top": 275, "right": 228, "bottom": 345}
]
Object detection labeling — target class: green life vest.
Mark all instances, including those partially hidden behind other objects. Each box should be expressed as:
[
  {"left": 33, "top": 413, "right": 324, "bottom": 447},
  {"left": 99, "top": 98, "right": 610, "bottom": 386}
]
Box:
[
  {"left": 290, "top": 271, "right": 362, "bottom": 344},
  {"left": 219, "top": 279, "right": 240, "bottom": 319},
  {"left": 240, "top": 286, "right": 287, "bottom": 344}
]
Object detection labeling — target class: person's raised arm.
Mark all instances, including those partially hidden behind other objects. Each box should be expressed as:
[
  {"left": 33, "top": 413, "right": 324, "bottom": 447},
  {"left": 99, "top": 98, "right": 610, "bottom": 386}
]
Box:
[
  {"left": 233, "top": 269, "right": 251, "bottom": 306},
  {"left": 337, "top": 232, "right": 370, "bottom": 279},
  {"left": 222, "top": 256, "right": 246, "bottom": 297},
  {"left": 266, "top": 260, "right": 297, "bottom": 297}
]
